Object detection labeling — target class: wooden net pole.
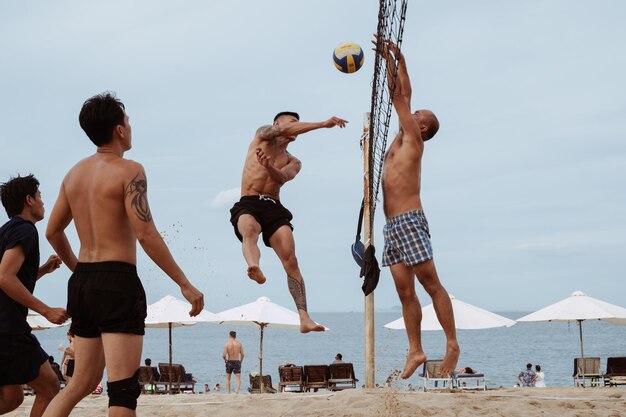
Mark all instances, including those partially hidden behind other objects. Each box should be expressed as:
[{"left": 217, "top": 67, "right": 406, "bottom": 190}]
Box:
[{"left": 363, "top": 112, "right": 375, "bottom": 388}]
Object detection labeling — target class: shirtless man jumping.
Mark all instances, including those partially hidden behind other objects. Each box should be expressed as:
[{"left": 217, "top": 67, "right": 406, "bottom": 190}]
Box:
[
  {"left": 376, "top": 37, "right": 460, "bottom": 378},
  {"left": 44, "top": 92, "right": 204, "bottom": 417},
  {"left": 230, "top": 112, "right": 346, "bottom": 333}
]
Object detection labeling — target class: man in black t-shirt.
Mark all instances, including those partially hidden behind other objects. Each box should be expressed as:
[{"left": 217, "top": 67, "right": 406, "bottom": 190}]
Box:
[{"left": 0, "top": 175, "right": 68, "bottom": 417}]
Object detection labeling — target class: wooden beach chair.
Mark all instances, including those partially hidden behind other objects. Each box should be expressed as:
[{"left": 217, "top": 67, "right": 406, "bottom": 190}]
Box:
[
  {"left": 417, "top": 360, "right": 453, "bottom": 391},
  {"left": 156, "top": 363, "right": 175, "bottom": 393},
  {"left": 174, "top": 364, "right": 196, "bottom": 393},
  {"left": 303, "top": 365, "right": 330, "bottom": 392},
  {"left": 328, "top": 363, "right": 358, "bottom": 391},
  {"left": 248, "top": 374, "right": 277, "bottom": 394},
  {"left": 156, "top": 363, "right": 196, "bottom": 394},
  {"left": 138, "top": 366, "right": 157, "bottom": 394},
  {"left": 278, "top": 365, "right": 304, "bottom": 392},
  {"left": 572, "top": 357, "right": 603, "bottom": 387},
  {"left": 604, "top": 357, "right": 626, "bottom": 387}
]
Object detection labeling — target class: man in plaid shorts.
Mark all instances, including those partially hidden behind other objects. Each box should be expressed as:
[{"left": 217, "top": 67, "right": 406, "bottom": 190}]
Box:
[{"left": 376, "top": 37, "right": 460, "bottom": 379}]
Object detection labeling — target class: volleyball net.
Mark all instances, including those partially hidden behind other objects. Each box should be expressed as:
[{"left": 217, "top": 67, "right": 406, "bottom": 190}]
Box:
[{"left": 366, "top": 0, "right": 408, "bottom": 229}]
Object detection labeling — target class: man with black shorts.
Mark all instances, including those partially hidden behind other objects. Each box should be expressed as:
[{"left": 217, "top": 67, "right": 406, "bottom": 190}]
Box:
[
  {"left": 376, "top": 37, "right": 459, "bottom": 378},
  {"left": 0, "top": 174, "right": 67, "bottom": 417},
  {"left": 43, "top": 92, "right": 204, "bottom": 417},
  {"left": 230, "top": 111, "right": 347, "bottom": 333},
  {"left": 222, "top": 331, "right": 244, "bottom": 394}
]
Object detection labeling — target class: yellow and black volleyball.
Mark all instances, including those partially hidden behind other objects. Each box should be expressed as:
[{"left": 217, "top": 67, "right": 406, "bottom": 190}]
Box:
[{"left": 333, "top": 42, "right": 364, "bottom": 74}]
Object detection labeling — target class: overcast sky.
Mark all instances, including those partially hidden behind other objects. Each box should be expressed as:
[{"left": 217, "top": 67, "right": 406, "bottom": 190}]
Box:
[{"left": 1, "top": 1, "right": 625, "bottom": 315}]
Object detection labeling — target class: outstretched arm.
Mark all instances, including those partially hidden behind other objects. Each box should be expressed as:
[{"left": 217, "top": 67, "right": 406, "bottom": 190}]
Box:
[
  {"left": 255, "top": 117, "right": 347, "bottom": 141},
  {"left": 255, "top": 149, "right": 302, "bottom": 185},
  {"left": 123, "top": 163, "right": 205, "bottom": 316}
]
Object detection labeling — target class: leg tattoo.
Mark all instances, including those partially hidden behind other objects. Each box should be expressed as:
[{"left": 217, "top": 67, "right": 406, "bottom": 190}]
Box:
[{"left": 287, "top": 275, "right": 307, "bottom": 312}]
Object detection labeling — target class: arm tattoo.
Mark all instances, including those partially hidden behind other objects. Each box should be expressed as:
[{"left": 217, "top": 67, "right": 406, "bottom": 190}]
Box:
[
  {"left": 125, "top": 172, "right": 152, "bottom": 223},
  {"left": 288, "top": 275, "right": 308, "bottom": 312},
  {"left": 256, "top": 125, "right": 281, "bottom": 140}
]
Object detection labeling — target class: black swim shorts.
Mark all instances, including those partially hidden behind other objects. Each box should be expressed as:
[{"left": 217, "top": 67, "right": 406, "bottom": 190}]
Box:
[
  {"left": 229, "top": 195, "right": 294, "bottom": 247},
  {"left": 67, "top": 262, "right": 147, "bottom": 338},
  {"left": 225, "top": 360, "right": 241, "bottom": 375},
  {"left": 0, "top": 333, "right": 49, "bottom": 385}
]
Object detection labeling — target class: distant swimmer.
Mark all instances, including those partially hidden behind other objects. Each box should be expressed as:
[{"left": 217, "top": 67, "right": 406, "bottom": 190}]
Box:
[
  {"left": 375, "top": 36, "right": 459, "bottom": 378},
  {"left": 230, "top": 111, "right": 347, "bottom": 333},
  {"left": 44, "top": 92, "right": 204, "bottom": 417}
]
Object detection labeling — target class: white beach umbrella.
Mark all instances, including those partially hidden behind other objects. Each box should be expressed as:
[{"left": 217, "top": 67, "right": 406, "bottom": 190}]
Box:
[
  {"left": 384, "top": 294, "right": 516, "bottom": 331},
  {"left": 145, "top": 295, "right": 219, "bottom": 392},
  {"left": 516, "top": 290, "right": 626, "bottom": 359},
  {"left": 216, "top": 296, "right": 327, "bottom": 393},
  {"left": 27, "top": 310, "right": 66, "bottom": 331}
]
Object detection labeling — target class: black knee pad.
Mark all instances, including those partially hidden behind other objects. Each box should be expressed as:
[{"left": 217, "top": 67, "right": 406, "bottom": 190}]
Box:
[{"left": 107, "top": 369, "right": 141, "bottom": 410}]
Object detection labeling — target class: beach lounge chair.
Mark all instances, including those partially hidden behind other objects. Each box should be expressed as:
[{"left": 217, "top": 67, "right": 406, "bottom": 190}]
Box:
[
  {"left": 572, "top": 357, "right": 603, "bottom": 387},
  {"left": 328, "top": 363, "right": 358, "bottom": 391},
  {"left": 417, "top": 360, "right": 453, "bottom": 391},
  {"left": 139, "top": 366, "right": 158, "bottom": 394},
  {"left": 303, "top": 365, "right": 330, "bottom": 392},
  {"left": 248, "top": 374, "right": 277, "bottom": 394},
  {"left": 604, "top": 357, "right": 626, "bottom": 387},
  {"left": 157, "top": 363, "right": 196, "bottom": 394},
  {"left": 278, "top": 365, "right": 304, "bottom": 392},
  {"left": 454, "top": 371, "right": 486, "bottom": 390}
]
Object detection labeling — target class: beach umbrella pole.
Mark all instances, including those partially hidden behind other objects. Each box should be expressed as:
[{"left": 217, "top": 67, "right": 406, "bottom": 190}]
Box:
[
  {"left": 578, "top": 320, "right": 585, "bottom": 387},
  {"left": 169, "top": 322, "right": 173, "bottom": 394},
  {"left": 259, "top": 324, "right": 265, "bottom": 394}
]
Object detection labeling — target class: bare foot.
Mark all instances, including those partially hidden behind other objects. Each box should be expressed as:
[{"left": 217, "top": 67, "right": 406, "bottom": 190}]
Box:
[
  {"left": 299, "top": 318, "right": 325, "bottom": 333},
  {"left": 401, "top": 351, "right": 427, "bottom": 379},
  {"left": 439, "top": 341, "right": 460, "bottom": 376},
  {"left": 247, "top": 265, "right": 266, "bottom": 284}
]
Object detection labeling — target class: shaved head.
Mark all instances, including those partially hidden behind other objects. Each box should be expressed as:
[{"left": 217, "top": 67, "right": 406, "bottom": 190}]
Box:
[{"left": 416, "top": 109, "right": 439, "bottom": 141}]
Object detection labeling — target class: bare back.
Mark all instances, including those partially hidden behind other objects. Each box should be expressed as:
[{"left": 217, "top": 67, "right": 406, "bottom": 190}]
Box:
[
  {"left": 382, "top": 129, "right": 424, "bottom": 217},
  {"left": 224, "top": 340, "right": 243, "bottom": 361},
  {"left": 240, "top": 135, "right": 299, "bottom": 199},
  {"left": 62, "top": 153, "right": 141, "bottom": 263}
]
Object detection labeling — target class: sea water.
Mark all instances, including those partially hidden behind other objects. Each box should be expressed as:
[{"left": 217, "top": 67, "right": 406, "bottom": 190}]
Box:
[{"left": 33, "top": 312, "right": 626, "bottom": 390}]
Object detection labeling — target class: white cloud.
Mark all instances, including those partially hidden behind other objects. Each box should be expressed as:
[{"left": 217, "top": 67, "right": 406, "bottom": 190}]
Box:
[{"left": 208, "top": 187, "right": 240, "bottom": 209}]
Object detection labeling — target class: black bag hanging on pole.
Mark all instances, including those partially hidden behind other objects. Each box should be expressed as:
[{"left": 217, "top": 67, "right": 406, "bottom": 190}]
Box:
[
  {"left": 351, "top": 199, "right": 380, "bottom": 295},
  {"left": 351, "top": 200, "right": 365, "bottom": 267}
]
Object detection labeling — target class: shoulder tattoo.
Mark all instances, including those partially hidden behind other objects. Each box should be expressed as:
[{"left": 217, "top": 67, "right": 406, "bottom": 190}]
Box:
[
  {"left": 256, "top": 125, "right": 280, "bottom": 140},
  {"left": 125, "top": 171, "right": 152, "bottom": 223}
]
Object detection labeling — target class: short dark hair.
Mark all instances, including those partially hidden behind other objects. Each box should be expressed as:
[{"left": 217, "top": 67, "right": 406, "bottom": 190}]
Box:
[
  {"left": 526, "top": 363, "right": 532, "bottom": 369},
  {"left": 145, "top": 358, "right": 152, "bottom": 366},
  {"left": 535, "top": 364, "right": 541, "bottom": 372},
  {"left": 79, "top": 92, "right": 126, "bottom": 146},
  {"left": 0, "top": 174, "right": 39, "bottom": 218},
  {"left": 273, "top": 111, "right": 299, "bottom": 122},
  {"left": 229, "top": 331, "right": 236, "bottom": 338},
  {"left": 336, "top": 353, "right": 342, "bottom": 360}
]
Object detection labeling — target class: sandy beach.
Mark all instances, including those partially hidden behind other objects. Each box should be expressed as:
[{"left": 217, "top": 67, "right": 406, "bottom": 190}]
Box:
[{"left": 7, "top": 387, "right": 625, "bottom": 417}]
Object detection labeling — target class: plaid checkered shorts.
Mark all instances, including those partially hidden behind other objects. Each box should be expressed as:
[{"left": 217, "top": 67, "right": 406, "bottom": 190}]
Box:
[{"left": 382, "top": 210, "right": 433, "bottom": 267}]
